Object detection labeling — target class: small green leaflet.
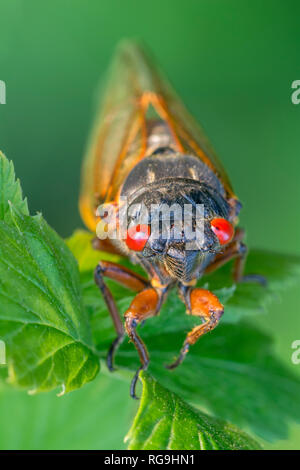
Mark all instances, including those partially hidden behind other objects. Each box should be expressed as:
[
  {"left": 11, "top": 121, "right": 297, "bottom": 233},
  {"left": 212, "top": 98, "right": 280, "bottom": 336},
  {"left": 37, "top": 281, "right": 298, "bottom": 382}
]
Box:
[
  {"left": 66, "top": 229, "right": 121, "bottom": 272},
  {"left": 126, "top": 372, "right": 262, "bottom": 450},
  {"left": 0, "top": 151, "right": 28, "bottom": 221}
]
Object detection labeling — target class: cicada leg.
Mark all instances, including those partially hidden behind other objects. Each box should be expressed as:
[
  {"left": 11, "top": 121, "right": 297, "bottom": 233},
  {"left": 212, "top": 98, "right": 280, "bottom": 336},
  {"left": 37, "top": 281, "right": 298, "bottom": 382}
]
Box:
[
  {"left": 166, "top": 287, "right": 224, "bottom": 369},
  {"left": 124, "top": 288, "right": 162, "bottom": 399},
  {"left": 92, "top": 237, "right": 124, "bottom": 255},
  {"left": 94, "top": 261, "right": 149, "bottom": 371}
]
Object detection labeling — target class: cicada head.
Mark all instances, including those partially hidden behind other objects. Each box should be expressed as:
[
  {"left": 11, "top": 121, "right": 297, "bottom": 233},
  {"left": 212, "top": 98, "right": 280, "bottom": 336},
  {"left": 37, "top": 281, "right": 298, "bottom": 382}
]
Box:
[{"left": 122, "top": 178, "right": 236, "bottom": 282}]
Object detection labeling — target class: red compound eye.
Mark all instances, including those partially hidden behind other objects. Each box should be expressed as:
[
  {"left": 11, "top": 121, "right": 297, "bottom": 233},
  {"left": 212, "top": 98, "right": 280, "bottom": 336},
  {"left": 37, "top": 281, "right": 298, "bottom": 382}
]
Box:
[
  {"left": 125, "top": 224, "right": 150, "bottom": 251},
  {"left": 211, "top": 218, "right": 234, "bottom": 245}
]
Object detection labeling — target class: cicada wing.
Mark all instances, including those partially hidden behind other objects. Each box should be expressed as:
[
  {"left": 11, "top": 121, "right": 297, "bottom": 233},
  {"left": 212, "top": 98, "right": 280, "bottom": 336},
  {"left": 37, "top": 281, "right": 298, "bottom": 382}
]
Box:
[
  {"left": 79, "top": 40, "right": 236, "bottom": 232},
  {"left": 79, "top": 73, "right": 141, "bottom": 230},
  {"left": 129, "top": 45, "right": 235, "bottom": 197},
  {"left": 80, "top": 40, "right": 158, "bottom": 231}
]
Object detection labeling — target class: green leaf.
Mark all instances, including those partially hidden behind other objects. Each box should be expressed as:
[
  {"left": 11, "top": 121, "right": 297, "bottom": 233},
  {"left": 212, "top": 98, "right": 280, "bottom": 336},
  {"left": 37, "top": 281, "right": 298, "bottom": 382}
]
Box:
[
  {"left": 126, "top": 372, "right": 261, "bottom": 450},
  {"left": 0, "top": 155, "right": 99, "bottom": 393},
  {"left": 68, "top": 230, "right": 300, "bottom": 440},
  {"left": 0, "top": 151, "right": 28, "bottom": 221}
]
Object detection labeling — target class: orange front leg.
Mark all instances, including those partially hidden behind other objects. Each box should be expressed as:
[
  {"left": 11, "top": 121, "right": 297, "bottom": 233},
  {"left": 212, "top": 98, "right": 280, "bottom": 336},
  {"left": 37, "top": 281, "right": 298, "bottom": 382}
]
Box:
[
  {"left": 94, "top": 261, "right": 149, "bottom": 371},
  {"left": 167, "top": 287, "right": 224, "bottom": 369},
  {"left": 124, "top": 288, "right": 162, "bottom": 398}
]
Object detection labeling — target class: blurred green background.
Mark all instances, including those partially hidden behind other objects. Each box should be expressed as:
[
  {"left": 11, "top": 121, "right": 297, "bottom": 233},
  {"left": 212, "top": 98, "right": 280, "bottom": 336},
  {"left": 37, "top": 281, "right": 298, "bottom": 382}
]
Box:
[{"left": 0, "top": 0, "right": 300, "bottom": 450}]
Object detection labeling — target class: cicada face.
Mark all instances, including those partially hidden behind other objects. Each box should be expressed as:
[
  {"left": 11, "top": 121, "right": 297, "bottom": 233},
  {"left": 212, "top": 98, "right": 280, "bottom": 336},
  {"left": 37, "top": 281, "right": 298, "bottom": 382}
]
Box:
[{"left": 121, "top": 162, "right": 233, "bottom": 282}]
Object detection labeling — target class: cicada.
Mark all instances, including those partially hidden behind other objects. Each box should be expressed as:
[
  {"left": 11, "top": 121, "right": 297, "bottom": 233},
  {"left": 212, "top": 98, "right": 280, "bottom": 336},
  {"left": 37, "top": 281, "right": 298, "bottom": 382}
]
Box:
[{"left": 79, "top": 40, "right": 252, "bottom": 397}]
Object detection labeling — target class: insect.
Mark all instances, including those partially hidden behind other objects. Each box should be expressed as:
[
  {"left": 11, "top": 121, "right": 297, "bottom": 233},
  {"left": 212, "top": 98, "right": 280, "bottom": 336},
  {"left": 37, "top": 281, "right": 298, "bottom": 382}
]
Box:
[{"left": 79, "top": 40, "right": 258, "bottom": 398}]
